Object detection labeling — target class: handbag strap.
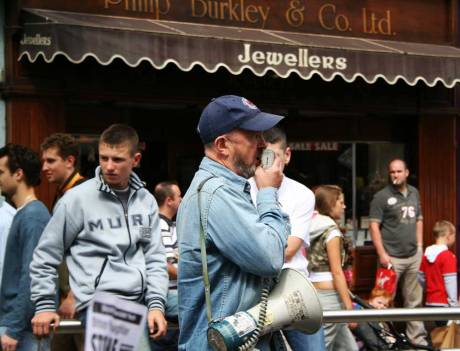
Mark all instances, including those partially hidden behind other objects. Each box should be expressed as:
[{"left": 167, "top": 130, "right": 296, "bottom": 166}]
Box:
[{"left": 197, "top": 176, "right": 215, "bottom": 323}]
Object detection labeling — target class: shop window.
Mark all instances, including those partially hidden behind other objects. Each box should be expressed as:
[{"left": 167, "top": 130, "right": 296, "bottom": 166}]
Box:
[
  {"left": 73, "top": 135, "right": 99, "bottom": 179},
  {"left": 287, "top": 141, "right": 409, "bottom": 247}
]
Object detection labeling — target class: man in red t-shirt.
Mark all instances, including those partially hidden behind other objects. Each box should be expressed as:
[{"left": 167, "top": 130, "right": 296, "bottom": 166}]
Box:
[{"left": 419, "top": 220, "right": 457, "bottom": 326}]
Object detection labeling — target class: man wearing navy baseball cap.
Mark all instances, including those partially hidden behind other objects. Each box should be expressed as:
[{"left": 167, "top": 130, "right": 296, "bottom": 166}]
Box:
[{"left": 177, "top": 95, "right": 291, "bottom": 350}]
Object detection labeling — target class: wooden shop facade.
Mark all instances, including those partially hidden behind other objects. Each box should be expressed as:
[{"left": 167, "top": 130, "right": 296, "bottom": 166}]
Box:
[{"left": 2, "top": 0, "right": 460, "bottom": 294}]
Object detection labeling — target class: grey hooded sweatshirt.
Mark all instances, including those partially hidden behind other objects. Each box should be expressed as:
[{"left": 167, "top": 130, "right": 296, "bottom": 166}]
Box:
[{"left": 30, "top": 167, "right": 168, "bottom": 313}]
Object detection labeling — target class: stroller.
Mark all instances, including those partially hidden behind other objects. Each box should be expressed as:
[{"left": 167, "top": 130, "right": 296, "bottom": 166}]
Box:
[{"left": 349, "top": 291, "right": 436, "bottom": 351}]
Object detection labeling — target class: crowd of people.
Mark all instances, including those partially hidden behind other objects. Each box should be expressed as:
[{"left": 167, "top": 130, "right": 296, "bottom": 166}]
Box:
[{"left": 0, "top": 95, "right": 457, "bottom": 351}]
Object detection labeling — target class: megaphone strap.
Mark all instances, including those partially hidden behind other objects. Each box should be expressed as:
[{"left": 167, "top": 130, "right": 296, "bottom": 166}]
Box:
[{"left": 197, "top": 176, "right": 217, "bottom": 323}]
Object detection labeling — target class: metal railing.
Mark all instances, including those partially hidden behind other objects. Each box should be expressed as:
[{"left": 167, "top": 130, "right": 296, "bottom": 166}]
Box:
[
  {"left": 323, "top": 307, "right": 460, "bottom": 323},
  {"left": 53, "top": 307, "right": 460, "bottom": 334}
]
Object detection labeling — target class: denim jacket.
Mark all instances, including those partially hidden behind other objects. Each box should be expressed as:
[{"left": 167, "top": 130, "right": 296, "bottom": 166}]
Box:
[{"left": 177, "top": 157, "right": 290, "bottom": 350}]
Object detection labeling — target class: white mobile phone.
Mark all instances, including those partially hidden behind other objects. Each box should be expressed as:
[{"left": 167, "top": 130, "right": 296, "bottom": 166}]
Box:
[{"left": 261, "top": 149, "right": 275, "bottom": 169}]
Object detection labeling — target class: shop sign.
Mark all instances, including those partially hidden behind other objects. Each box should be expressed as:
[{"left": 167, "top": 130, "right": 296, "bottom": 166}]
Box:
[
  {"left": 22, "top": 0, "right": 449, "bottom": 44},
  {"left": 19, "top": 33, "right": 52, "bottom": 46},
  {"left": 289, "top": 142, "right": 339, "bottom": 151},
  {"left": 238, "top": 44, "right": 347, "bottom": 70}
]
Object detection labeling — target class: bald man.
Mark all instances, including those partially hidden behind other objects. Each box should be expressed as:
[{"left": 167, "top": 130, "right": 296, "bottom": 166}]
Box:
[{"left": 369, "top": 159, "right": 427, "bottom": 346}]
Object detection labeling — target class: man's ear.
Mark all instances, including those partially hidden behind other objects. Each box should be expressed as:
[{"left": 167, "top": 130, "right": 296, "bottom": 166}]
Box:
[
  {"left": 13, "top": 168, "right": 24, "bottom": 182},
  {"left": 166, "top": 195, "right": 174, "bottom": 207},
  {"left": 133, "top": 152, "right": 142, "bottom": 167},
  {"left": 284, "top": 147, "right": 292, "bottom": 165},
  {"left": 65, "top": 155, "right": 76, "bottom": 169},
  {"left": 214, "top": 136, "right": 230, "bottom": 157}
]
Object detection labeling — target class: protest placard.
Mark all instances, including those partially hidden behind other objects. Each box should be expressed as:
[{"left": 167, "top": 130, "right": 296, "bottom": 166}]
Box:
[{"left": 85, "top": 292, "right": 147, "bottom": 351}]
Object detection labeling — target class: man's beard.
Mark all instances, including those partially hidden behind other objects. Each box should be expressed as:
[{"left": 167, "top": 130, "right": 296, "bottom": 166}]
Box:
[{"left": 232, "top": 153, "right": 256, "bottom": 179}]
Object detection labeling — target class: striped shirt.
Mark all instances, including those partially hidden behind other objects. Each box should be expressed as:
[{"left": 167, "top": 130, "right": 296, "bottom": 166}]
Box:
[{"left": 160, "top": 214, "right": 178, "bottom": 289}]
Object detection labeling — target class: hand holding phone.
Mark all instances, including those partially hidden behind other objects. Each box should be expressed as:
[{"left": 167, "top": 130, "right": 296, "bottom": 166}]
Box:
[
  {"left": 261, "top": 149, "right": 275, "bottom": 169},
  {"left": 255, "top": 149, "right": 283, "bottom": 189}
]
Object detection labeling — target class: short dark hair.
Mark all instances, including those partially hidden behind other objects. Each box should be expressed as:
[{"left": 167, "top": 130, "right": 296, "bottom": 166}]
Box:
[
  {"left": 154, "top": 181, "right": 178, "bottom": 206},
  {"left": 263, "top": 127, "right": 287, "bottom": 149},
  {"left": 100, "top": 124, "right": 139, "bottom": 155},
  {"left": 41, "top": 133, "right": 80, "bottom": 160},
  {"left": 0, "top": 143, "right": 41, "bottom": 186},
  {"left": 388, "top": 158, "right": 408, "bottom": 170}
]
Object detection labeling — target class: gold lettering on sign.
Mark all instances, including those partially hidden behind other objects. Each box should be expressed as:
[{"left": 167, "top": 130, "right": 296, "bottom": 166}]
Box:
[
  {"left": 105, "top": 0, "right": 170, "bottom": 19},
  {"left": 237, "top": 43, "right": 348, "bottom": 71},
  {"left": 285, "top": 0, "right": 305, "bottom": 28},
  {"left": 318, "top": 4, "right": 351, "bottom": 32},
  {"left": 190, "top": 0, "right": 270, "bottom": 28},
  {"left": 362, "top": 8, "right": 394, "bottom": 35}
]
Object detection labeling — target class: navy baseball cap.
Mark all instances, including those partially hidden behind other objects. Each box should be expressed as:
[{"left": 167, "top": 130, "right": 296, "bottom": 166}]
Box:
[{"left": 197, "top": 95, "right": 284, "bottom": 144}]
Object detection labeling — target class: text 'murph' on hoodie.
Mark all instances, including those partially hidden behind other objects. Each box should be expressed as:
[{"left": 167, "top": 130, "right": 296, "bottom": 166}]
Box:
[{"left": 30, "top": 166, "right": 169, "bottom": 313}]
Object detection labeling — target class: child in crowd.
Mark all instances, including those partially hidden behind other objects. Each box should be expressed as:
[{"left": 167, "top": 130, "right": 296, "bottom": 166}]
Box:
[
  {"left": 353, "top": 288, "right": 396, "bottom": 351},
  {"left": 418, "top": 220, "right": 458, "bottom": 326},
  {"left": 368, "top": 288, "right": 393, "bottom": 309}
]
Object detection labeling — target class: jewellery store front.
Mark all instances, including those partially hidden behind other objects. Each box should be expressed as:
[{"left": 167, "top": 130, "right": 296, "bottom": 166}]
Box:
[{"left": 3, "top": 0, "right": 460, "bottom": 292}]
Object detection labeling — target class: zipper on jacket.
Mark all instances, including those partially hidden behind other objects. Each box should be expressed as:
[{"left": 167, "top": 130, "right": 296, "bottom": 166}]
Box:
[
  {"left": 111, "top": 190, "right": 145, "bottom": 292},
  {"left": 94, "top": 257, "right": 109, "bottom": 289}
]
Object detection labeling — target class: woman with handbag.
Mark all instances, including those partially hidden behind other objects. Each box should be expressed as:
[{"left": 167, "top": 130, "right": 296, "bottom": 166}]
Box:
[{"left": 308, "top": 185, "right": 358, "bottom": 351}]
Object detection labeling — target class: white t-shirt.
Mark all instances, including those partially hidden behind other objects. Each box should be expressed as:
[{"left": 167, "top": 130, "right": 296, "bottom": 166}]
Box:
[{"left": 249, "top": 175, "right": 315, "bottom": 277}]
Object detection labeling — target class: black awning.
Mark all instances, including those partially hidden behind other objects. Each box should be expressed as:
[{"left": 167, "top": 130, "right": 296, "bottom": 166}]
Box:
[{"left": 19, "top": 8, "right": 460, "bottom": 88}]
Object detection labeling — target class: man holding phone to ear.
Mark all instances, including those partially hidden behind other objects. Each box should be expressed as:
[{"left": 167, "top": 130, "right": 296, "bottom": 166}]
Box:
[{"left": 177, "top": 95, "right": 290, "bottom": 350}]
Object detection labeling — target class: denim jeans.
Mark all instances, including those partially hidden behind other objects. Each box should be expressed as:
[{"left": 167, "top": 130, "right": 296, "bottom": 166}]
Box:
[
  {"left": 0, "top": 326, "right": 50, "bottom": 351},
  {"left": 284, "top": 327, "right": 326, "bottom": 351}
]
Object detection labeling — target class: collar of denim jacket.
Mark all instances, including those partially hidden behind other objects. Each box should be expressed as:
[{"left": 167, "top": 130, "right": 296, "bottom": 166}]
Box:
[{"left": 200, "top": 156, "right": 251, "bottom": 194}]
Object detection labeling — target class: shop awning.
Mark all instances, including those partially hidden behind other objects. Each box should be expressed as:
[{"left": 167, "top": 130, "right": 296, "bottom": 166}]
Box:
[{"left": 19, "top": 8, "right": 460, "bottom": 88}]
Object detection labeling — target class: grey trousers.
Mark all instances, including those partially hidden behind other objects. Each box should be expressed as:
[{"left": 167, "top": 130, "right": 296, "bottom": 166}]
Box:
[{"left": 391, "top": 248, "right": 428, "bottom": 346}]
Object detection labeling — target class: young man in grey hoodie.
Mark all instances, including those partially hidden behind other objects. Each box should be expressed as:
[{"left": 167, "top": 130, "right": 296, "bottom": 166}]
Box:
[{"left": 30, "top": 124, "right": 169, "bottom": 345}]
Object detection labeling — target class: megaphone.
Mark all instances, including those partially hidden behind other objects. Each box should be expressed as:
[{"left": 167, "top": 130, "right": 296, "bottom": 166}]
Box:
[{"left": 207, "top": 268, "right": 323, "bottom": 351}]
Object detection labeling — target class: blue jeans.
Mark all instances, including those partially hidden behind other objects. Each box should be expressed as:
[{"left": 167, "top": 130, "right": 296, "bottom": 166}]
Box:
[
  {"left": 0, "top": 327, "right": 50, "bottom": 351},
  {"left": 284, "top": 327, "right": 326, "bottom": 351}
]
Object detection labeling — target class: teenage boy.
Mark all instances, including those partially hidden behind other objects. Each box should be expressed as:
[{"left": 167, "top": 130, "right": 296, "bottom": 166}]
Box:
[
  {"left": 0, "top": 144, "right": 50, "bottom": 351},
  {"left": 152, "top": 181, "right": 182, "bottom": 349},
  {"left": 41, "top": 133, "right": 85, "bottom": 208},
  {"left": 41, "top": 133, "right": 85, "bottom": 351},
  {"left": 30, "top": 124, "right": 169, "bottom": 348},
  {"left": 249, "top": 127, "right": 324, "bottom": 351}
]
